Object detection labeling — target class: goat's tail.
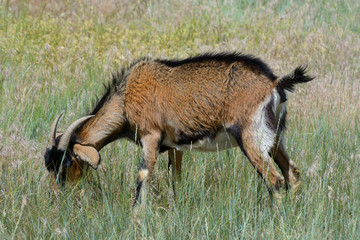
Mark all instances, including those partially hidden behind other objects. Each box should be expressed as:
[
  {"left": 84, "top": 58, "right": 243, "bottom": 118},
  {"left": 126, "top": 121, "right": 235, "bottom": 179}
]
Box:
[{"left": 276, "top": 66, "right": 315, "bottom": 102}]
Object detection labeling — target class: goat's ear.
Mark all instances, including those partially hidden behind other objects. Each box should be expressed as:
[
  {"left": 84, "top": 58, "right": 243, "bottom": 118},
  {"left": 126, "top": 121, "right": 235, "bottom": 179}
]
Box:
[{"left": 73, "top": 144, "right": 100, "bottom": 170}]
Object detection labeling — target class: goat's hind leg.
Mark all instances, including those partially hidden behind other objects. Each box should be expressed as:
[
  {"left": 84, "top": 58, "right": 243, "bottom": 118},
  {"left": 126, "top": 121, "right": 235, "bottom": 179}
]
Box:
[
  {"left": 229, "top": 125, "right": 284, "bottom": 198},
  {"left": 271, "top": 143, "right": 301, "bottom": 194}
]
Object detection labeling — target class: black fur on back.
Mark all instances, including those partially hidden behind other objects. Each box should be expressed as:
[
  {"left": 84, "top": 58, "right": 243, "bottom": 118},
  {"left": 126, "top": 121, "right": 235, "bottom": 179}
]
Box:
[
  {"left": 156, "top": 52, "right": 278, "bottom": 81},
  {"left": 88, "top": 53, "right": 280, "bottom": 118},
  {"left": 90, "top": 53, "right": 278, "bottom": 116}
]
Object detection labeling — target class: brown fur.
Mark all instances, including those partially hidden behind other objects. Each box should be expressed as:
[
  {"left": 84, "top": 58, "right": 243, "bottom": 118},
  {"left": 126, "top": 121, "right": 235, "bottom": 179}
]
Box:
[
  {"left": 45, "top": 53, "right": 313, "bottom": 205},
  {"left": 87, "top": 59, "right": 280, "bottom": 201},
  {"left": 123, "top": 60, "right": 276, "bottom": 138},
  {"left": 76, "top": 95, "right": 126, "bottom": 149}
]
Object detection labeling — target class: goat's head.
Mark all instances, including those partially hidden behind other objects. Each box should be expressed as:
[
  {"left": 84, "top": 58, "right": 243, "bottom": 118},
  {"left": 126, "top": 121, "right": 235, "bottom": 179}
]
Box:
[{"left": 44, "top": 111, "right": 100, "bottom": 187}]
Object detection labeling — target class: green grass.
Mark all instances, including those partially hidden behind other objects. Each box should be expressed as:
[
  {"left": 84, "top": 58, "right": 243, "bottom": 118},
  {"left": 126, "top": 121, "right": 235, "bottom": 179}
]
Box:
[{"left": 0, "top": 0, "right": 359, "bottom": 238}]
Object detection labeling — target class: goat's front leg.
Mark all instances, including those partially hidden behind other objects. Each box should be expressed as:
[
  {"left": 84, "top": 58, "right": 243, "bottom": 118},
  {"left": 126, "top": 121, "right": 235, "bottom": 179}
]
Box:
[{"left": 133, "top": 131, "right": 162, "bottom": 206}]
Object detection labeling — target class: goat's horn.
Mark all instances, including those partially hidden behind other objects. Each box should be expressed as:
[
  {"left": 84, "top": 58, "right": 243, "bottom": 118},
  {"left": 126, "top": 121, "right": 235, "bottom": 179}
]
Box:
[
  {"left": 58, "top": 115, "right": 94, "bottom": 151},
  {"left": 49, "top": 110, "right": 65, "bottom": 148}
]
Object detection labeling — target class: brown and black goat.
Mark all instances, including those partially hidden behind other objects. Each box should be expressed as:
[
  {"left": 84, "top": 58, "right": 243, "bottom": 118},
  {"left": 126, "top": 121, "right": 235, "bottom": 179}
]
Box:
[{"left": 44, "top": 52, "right": 314, "bottom": 204}]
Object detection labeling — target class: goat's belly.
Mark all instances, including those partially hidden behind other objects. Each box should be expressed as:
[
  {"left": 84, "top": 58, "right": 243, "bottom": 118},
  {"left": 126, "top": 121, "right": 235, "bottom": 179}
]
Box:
[{"left": 163, "top": 129, "right": 238, "bottom": 152}]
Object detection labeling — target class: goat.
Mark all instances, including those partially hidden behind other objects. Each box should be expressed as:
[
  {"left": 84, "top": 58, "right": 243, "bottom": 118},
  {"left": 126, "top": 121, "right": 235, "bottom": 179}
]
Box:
[{"left": 44, "top": 52, "right": 314, "bottom": 204}]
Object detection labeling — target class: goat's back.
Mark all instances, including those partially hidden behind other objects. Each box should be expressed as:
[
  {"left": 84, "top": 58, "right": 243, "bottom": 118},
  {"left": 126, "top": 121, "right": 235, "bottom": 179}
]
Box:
[{"left": 123, "top": 56, "right": 278, "bottom": 136}]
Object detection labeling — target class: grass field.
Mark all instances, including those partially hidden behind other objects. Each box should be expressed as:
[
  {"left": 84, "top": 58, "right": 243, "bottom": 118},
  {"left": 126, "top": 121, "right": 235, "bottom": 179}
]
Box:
[{"left": 0, "top": 0, "right": 359, "bottom": 238}]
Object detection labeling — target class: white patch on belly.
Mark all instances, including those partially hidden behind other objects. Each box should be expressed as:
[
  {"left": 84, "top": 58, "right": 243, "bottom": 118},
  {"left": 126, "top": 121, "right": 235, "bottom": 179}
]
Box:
[{"left": 163, "top": 128, "right": 238, "bottom": 152}]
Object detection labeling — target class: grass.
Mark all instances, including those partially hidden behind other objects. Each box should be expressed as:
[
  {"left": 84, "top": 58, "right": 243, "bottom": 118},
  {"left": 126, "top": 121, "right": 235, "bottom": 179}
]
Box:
[{"left": 0, "top": 0, "right": 359, "bottom": 238}]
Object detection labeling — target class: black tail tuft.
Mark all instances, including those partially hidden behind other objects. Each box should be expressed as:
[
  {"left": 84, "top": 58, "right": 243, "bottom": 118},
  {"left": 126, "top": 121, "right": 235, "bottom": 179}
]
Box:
[
  {"left": 277, "top": 66, "right": 315, "bottom": 92},
  {"left": 276, "top": 66, "right": 315, "bottom": 102}
]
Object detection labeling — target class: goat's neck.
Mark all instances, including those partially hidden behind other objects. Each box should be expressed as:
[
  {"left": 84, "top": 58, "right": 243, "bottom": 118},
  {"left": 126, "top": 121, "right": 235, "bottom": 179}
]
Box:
[{"left": 76, "top": 95, "right": 125, "bottom": 150}]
